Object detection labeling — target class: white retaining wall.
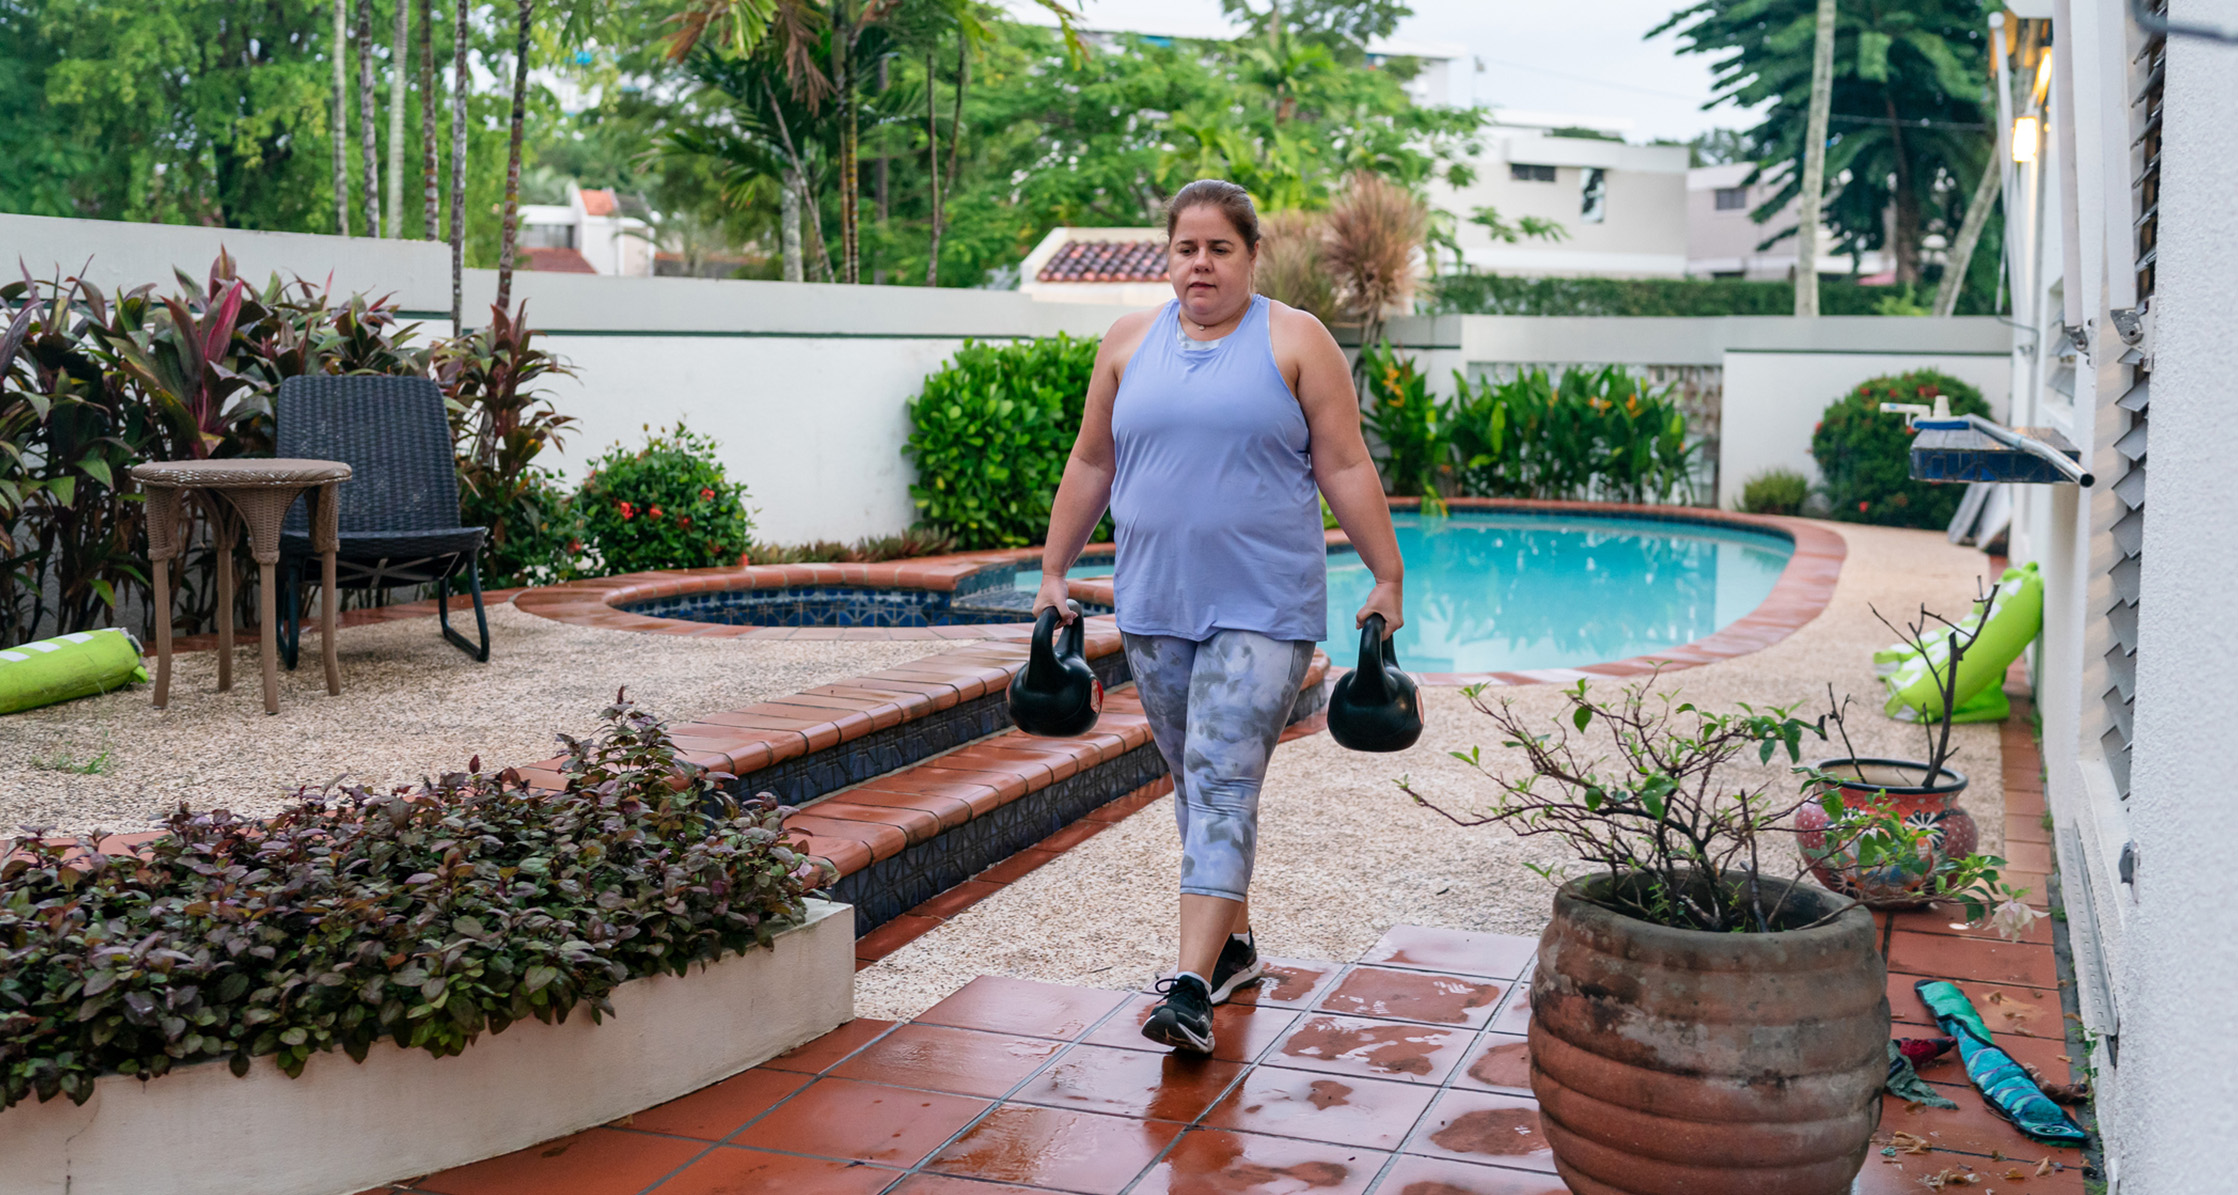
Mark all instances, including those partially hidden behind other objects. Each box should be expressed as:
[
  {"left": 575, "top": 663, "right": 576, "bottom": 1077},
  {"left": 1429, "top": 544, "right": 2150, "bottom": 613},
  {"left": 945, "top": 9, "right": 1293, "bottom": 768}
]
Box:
[{"left": 3, "top": 213, "right": 2012, "bottom": 540}]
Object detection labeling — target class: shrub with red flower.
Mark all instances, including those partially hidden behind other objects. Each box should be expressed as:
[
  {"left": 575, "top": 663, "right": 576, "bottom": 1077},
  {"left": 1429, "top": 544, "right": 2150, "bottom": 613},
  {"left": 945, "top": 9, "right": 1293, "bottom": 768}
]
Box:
[
  {"left": 1811, "top": 368, "right": 1989, "bottom": 529},
  {"left": 577, "top": 422, "right": 754, "bottom": 573}
]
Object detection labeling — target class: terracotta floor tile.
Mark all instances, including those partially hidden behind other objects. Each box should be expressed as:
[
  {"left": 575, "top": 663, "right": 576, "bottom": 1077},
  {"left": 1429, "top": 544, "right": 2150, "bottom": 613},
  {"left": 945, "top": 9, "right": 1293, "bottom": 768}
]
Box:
[
  {"left": 1008, "top": 1042, "right": 1245, "bottom": 1121},
  {"left": 1451, "top": 1034, "right": 1532, "bottom": 1095},
  {"left": 916, "top": 976, "right": 1132, "bottom": 1041},
  {"left": 767, "top": 1019, "right": 899, "bottom": 1075},
  {"left": 651, "top": 1148, "right": 899, "bottom": 1195},
  {"left": 730, "top": 1077, "right": 990, "bottom": 1167},
  {"left": 1131, "top": 1127, "right": 1388, "bottom": 1195},
  {"left": 913, "top": 880, "right": 1007, "bottom": 921},
  {"left": 1263, "top": 1014, "right": 1477, "bottom": 1086},
  {"left": 1033, "top": 820, "right": 1107, "bottom": 853},
  {"left": 975, "top": 848, "right": 1061, "bottom": 885},
  {"left": 1852, "top": 1151, "right": 2081, "bottom": 1194},
  {"left": 1227, "top": 959, "right": 1347, "bottom": 1010},
  {"left": 1357, "top": 927, "right": 1539, "bottom": 982},
  {"left": 1886, "top": 931, "right": 2060, "bottom": 989},
  {"left": 857, "top": 915, "right": 943, "bottom": 962},
  {"left": 1882, "top": 907, "right": 2055, "bottom": 947},
  {"left": 1487, "top": 986, "right": 1531, "bottom": 1036},
  {"left": 1315, "top": 967, "right": 1505, "bottom": 1029},
  {"left": 885, "top": 1175, "right": 1063, "bottom": 1195},
  {"left": 1875, "top": 1093, "right": 2089, "bottom": 1163},
  {"left": 829, "top": 1024, "right": 1066, "bottom": 1098},
  {"left": 1369, "top": 1155, "right": 1570, "bottom": 1195},
  {"left": 1887, "top": 976, "right": 2064, "bottom": 1040},
  {"left": 1200, "top": 1067, "right": 1441, "bottom": 1151},
  {"left": 2004, "top": 812, "right": 2052, "bottom": 845},
  {"left": 926, "top": 1104, "right": 1181, "bottom": 1195},
  {"left": 626, "top": 1067, "right": 812, "bottom": 1140},
  {"left": 1081, "top": 994, "right": 1302, "bottom": 1065},
  {"left": 1401, "top": 1091, "right": 1557, "bottom": 1174},
  {"left": 412, "top": 1127, "right": 703, "bottom": 1195}
]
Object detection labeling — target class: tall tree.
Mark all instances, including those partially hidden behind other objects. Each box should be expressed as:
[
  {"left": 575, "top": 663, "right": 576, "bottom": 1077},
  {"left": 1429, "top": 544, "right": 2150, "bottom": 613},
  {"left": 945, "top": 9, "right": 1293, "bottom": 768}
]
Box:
[
  {"left": 335, "top": 0, "right": 353, "bottom": 234},
  {"left": 1794, "top": 0, "right": 1835, "bottom": 316},
  {"left": 495, "top": 0, "right": 534, "bottom": 311},
  {"left": 357, "top": 0, "right": 382, "bottom": 237},
  {"left": 388, "top": 0, "right": 409, "bottom": 235},
  {"left": 451, "top": 0, "right": 470, "bottom": 329},
  {"left": 421, "top": 0, "right": 439, "bottom": 238},
  {"left": 1654, "top": 0, "right": 1996, "bottom": 287}
]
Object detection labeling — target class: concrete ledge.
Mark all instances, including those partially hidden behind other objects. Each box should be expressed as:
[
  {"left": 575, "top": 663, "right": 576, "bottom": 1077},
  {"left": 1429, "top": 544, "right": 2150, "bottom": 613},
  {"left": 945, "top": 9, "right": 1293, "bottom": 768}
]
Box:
[{"left": 0, "top": 900, "right": 854, "bottom": 1195}]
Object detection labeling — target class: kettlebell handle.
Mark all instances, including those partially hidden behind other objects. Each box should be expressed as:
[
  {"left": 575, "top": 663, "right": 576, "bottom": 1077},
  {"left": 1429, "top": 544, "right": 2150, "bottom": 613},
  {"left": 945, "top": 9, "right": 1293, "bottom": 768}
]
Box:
[
  {"left": 1355, "top": 613, "right": 1393, "bottom": 697},
  {"left": 1031, "top": 600, "right": 1086, "bottom": 680}
]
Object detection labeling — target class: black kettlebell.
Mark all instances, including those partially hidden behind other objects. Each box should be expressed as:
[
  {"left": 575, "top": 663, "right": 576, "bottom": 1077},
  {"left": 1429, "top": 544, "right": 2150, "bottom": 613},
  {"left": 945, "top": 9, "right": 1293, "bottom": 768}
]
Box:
[
  {"left": 1008, "top": 600, "right": 1103, "bottom": 737},
  {"left": 1327, "top": 613, "right": 1423, "bottom": 752}
]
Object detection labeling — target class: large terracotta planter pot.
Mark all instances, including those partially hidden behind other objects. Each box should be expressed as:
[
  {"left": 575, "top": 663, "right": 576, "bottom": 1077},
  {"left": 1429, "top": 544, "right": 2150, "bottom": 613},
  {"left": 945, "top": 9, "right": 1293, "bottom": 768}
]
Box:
[
  {"left": 1794, "top": 757, "right": 1975, "bottom": 910},
  {"left": 1530, "top": 873, "right": 1889, "bottom": 1195}
]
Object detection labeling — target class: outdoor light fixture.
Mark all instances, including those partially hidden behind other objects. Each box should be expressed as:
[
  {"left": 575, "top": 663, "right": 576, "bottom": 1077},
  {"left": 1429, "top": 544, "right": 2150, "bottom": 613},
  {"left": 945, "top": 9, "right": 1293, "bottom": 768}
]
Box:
[{"left": 2012, "top": 116, "right": 2041, "bottom": 164}]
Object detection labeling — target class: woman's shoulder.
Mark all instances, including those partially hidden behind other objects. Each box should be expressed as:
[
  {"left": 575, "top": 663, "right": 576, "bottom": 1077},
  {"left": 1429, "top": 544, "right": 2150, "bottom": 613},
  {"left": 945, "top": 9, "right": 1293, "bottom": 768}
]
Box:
[{"left": 1099, "top": 305, "right": 1165, "bottom": 366}]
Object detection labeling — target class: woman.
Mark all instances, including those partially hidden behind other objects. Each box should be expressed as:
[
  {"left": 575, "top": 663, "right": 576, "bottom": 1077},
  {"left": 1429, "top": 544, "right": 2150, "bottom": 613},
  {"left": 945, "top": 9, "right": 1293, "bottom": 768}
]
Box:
[{"left": 1033, "top": 179, "right": 1405, "bottom": 1054}]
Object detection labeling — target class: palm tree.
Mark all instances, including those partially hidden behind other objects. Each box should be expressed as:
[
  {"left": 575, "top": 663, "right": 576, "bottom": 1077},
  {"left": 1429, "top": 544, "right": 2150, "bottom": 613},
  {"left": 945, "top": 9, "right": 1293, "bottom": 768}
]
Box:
[
  {"left": 495, "top": 0, "right": 533, "bottom": 311},
  {"left": 420, "top": 0, "right": 438, "bottom": 239},
  {"left": 357, "top": 0, "right": 382, "bottom": 238},
  {"left": 333, "top": 0, "right": 351, "bottom": 234},
  {"left": 388, "top": 0, "right": 409, "bottom": 236},
  {"left": 450, "top": 0, "right": 469, "bottom": 330}
]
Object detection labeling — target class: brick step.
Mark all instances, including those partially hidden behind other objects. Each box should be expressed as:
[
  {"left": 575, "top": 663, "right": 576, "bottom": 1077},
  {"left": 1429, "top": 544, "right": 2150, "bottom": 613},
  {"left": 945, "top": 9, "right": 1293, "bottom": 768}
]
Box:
[{"left": 792, "top": 659, "right": 1327, "bottom": 937}]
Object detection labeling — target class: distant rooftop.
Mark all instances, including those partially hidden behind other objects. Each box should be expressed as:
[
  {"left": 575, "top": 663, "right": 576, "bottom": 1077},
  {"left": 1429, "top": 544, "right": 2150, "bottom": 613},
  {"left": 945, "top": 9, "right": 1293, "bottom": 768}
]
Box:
[
  {"left": 1037, "top": 239, "right": 1169, "bottom": 284},
  {"left": 523, "top": 246, "right": 597, "bottom": 274}
]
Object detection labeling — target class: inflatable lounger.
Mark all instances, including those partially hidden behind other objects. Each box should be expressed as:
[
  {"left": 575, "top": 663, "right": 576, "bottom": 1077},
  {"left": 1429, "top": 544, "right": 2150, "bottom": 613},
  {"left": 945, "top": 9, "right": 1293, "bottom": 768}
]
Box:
[
  {"left": 0, "top": 629, "right": 149, "bottom": 715},
  {"left": 1882, "top": 562, "right": 2043, "bottom": 724}
]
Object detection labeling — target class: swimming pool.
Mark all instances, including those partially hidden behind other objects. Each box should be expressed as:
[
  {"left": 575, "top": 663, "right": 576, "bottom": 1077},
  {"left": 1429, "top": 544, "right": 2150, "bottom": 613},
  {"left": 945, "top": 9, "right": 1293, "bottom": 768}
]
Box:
[{"left": 1028, "top": 512, "right": 1792, "bottom": 674}]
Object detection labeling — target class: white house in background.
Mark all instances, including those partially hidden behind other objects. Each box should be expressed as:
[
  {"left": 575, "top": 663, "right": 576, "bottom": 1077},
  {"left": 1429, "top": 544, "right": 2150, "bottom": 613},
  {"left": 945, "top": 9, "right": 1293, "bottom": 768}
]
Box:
[
  {"left": 1428, "top": 112, "right": 1690, "bottom": 278},
  {"left": 1685, "top": 163, "right": 1891, "bottom": 280},
  {"left": 518, "top": 187, "right": 654, "bottom": 276},
  {"left": 1017, "top": 227, "right": 1171, "bottom": 307}
]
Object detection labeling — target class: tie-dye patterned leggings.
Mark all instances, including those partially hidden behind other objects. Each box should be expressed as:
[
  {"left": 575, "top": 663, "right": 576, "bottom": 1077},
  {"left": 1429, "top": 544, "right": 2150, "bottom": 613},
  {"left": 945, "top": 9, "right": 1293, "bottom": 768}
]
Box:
[{"left": 1122, "top": 629, "right": 1317, "bottom": 902}]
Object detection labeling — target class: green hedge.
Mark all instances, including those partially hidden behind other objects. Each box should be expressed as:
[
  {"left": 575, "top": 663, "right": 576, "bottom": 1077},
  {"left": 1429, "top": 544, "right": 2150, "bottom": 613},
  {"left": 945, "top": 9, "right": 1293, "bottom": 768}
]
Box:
[
  {"left": 904, "top": 335, "right": 1102, "bottom": 550},
  {"left": 1811, "top": 370, "right": 1990, "bottom": 529},
  {"left": 1425, "top": 273, "right": 1994, "bottom": 318},
  {"left": 577, "top": 424, "right": 755, "bottom": 573},
  {"left": 0, "top": 700, "right": 828, "bottom": 1109}
]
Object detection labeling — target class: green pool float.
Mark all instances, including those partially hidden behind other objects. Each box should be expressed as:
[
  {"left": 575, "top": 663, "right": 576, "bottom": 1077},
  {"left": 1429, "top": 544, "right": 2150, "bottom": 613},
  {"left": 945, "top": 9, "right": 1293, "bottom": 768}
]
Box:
[
  {"left": 0, "top": 628, "right": 149, "bottom": 715},
  {"left": 1882, "top": 563, "right": 2042, "bottom": 724}
]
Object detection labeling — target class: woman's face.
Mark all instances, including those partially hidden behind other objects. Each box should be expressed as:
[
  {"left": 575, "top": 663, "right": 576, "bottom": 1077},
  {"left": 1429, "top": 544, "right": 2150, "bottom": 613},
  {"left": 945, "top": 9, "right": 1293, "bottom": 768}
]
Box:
[{"left": 1167, "top": 204, "right": 1256, "bottom": 327}]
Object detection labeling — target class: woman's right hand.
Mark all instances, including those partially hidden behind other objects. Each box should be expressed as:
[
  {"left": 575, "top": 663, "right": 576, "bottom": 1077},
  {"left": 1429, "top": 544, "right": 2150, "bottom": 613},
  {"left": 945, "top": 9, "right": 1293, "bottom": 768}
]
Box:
[{"left": 1034, "top": 575, "right": 1075, "bottom": 623}]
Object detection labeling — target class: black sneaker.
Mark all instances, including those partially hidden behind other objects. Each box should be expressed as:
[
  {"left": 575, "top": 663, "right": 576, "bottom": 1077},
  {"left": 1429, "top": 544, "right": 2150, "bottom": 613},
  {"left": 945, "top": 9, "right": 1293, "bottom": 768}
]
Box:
[
  {"left": 1208, "top": 934, "right": 1266, "bottom": 1004},
  {"left": 1142, "top": 974, "right": 1215, "bottom": 1054}
]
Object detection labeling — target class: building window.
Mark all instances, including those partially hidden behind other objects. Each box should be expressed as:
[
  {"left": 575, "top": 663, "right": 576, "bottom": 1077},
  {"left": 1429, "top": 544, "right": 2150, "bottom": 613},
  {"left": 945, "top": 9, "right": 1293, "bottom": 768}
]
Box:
[
  {"left": 522, "top": 223, "right": 575, "bottom": 250},
  {"left": 1510, "top": 163, "right": 1557, "bottom": 183},
  {"left": 1580, "top": 168, "right": 1607, "bottom": 224},
  {"left": 1714, "top": 186, "right": 1748, "bottom": 211}
]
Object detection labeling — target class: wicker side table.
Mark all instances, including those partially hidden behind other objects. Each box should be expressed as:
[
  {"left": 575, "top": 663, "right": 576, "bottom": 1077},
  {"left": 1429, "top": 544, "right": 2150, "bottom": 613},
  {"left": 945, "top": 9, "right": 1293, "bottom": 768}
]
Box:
[{"left": 131, "top": 459, "right": 352, "bottom": 715}]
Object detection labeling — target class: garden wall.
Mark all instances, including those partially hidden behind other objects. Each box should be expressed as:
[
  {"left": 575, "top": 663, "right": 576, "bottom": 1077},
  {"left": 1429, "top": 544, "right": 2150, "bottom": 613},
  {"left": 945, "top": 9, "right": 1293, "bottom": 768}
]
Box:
[{"left": 5, "top": 213, "right": 2010, "bottom": 537}]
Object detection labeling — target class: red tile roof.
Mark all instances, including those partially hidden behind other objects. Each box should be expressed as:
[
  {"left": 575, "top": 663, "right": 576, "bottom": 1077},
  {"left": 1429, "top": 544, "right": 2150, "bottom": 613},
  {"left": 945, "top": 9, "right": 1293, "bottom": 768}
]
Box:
[
  {"left": 523, "top": 246, "right": 597, "bottom": 274},
  {"left": 579, "top": 187, "right": 618, "bottom": 216},
  {"left": 1037, "top": 239, "right": 1169, "bottom": 283}
]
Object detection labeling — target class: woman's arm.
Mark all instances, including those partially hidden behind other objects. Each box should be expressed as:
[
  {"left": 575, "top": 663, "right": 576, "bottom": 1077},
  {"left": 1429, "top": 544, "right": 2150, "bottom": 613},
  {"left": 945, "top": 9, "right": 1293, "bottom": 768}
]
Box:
[
  {"left": 1034, "top": 313, "right": 1147, "bottom": 623},
  {"left": 1279, "top": 306, "right": 1405, "bottom": 634}
]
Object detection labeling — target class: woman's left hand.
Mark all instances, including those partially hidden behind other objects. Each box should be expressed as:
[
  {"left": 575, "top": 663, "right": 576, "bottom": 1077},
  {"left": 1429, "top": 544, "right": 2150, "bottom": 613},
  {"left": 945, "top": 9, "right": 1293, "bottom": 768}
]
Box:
[{"left": 1355, "top": 578, "right": 1404, "bottom": 637}]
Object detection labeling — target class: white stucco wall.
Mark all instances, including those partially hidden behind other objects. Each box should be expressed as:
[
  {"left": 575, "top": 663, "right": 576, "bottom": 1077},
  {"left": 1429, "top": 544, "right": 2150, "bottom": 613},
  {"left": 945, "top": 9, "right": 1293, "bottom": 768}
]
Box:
[
  {"left": 2108, "top": 3, "right": 2238, "bottom": 1186},
  {"left": 1714, "top": 350, "right": 2012, "bottom": 510}
]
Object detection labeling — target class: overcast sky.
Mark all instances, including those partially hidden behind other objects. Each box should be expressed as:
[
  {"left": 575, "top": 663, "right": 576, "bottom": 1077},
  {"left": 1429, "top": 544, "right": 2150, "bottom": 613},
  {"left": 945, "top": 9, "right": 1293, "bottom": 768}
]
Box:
[{"left": 1028, "top": 0, "right": 1761, "bottom": 143}]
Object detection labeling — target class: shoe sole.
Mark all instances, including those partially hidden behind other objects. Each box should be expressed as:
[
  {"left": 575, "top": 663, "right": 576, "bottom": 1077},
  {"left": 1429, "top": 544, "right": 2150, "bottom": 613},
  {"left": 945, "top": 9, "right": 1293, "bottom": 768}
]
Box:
[
  {"left": 1208, "top": 959, "right": 1265, "bottom": 1005},
  {"left": 1142, "top": 1015, "right": 1216, "bottom": 1055}
]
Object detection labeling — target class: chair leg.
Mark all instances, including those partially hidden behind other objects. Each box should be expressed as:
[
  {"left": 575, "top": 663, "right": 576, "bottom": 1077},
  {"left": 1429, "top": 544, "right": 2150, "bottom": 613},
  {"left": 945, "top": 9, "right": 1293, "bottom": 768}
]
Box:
[
  {"left": 438, "top": 558, "right": 491, "bottom": 663},
  {"left": 280, "top": 558, "right": 302, "bottom": 671}
]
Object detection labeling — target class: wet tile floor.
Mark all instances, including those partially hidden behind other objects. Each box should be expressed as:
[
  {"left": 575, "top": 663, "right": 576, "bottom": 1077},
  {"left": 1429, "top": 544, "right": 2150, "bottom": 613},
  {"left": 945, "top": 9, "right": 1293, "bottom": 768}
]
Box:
[{"left": 364, "top": 918, "right": 2087, "bottom": 1195}]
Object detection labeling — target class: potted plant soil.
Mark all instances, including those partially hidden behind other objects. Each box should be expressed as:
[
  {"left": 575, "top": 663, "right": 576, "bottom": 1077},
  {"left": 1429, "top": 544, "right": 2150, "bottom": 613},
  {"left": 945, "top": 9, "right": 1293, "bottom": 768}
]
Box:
[{"left": 1407, "top": 678, "right": 2028, "bottom": 1195}]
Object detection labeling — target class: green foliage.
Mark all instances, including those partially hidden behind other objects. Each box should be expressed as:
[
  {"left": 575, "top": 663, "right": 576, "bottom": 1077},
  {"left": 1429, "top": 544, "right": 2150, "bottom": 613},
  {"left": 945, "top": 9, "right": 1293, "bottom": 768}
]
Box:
[
  {"left": 437, "top": 302, "right": 582, "bottom": 587},
  {"left": 1405, "top": 679, "right": 2029, "bottom": 933},
  {"left": 904, "top": 334, "right": 1101, "bottom": 550},
  {"left": 1652, "top": 0, "right": 1996, "bottom": 286},
  {"left": 0, "top": 697, "right": 831, "bottom": 1110},
  {"left": 1446, "top": 365, "right": 1699, "bottom": 505},
  {"left": 577, "top": 424, "right": 754, "bottom": 574},
  {"left": 748, "top": 528, "right": 959, "bottom": 566},
  {"left": 1426, "top": 272, "right": 1997, "bottom": 317},
  {"left": 1357, "top": 341, "right": 1449, "bottom": 503},
  {"left": 1738, "top": 468, "right": 1810, "bottom": 516},
  {"left": 1811, "top": 369, "right": 1989, "bottom": 528}
]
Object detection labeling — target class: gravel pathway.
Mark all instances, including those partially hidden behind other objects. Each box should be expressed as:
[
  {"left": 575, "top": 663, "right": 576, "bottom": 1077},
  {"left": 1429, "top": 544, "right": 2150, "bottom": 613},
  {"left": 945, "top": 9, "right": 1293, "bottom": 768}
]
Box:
[
  {"left": 0, "top": 603, "right": 944, "bottom": 837},
  {"left": 854, "top": 522, "right": 2014, "bottom": 1020}
]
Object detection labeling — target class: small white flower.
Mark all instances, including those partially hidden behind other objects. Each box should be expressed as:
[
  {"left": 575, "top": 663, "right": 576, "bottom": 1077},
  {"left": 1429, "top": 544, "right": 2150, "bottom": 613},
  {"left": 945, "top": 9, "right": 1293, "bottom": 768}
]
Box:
[{"left": 1985, "top": 898, "right": 2041, "bottom": 943}]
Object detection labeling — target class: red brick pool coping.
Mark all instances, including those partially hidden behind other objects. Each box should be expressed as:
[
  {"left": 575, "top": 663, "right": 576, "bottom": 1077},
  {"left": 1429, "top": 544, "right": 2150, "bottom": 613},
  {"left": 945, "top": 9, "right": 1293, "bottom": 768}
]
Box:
[{"left": 509, "top": 501, "right": 1845, "bottom": 686}]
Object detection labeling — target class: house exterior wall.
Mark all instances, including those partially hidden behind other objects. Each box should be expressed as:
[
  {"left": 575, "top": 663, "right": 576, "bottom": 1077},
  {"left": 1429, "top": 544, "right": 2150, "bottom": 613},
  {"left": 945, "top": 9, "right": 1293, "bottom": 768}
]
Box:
[
  {"left": 1428, "top": 132, "right": 1690, "bottom": 277},
  {"left": 1684, "top": 163, "right": 1893, "bottom": 280}
]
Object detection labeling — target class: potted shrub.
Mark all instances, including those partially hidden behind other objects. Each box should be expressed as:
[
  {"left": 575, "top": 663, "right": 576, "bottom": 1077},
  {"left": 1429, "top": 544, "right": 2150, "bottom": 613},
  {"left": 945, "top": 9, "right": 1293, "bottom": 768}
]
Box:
[{"left": 1407, "top": 678, "right": 2028, "bottom": 1195}]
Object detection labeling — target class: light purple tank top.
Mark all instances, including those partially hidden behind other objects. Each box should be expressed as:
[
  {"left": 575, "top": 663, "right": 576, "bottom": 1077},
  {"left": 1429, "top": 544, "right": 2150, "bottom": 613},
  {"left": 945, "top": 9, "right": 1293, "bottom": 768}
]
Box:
[{"left": 1107, "top": 295, "right": 1326, "bottom": 642}]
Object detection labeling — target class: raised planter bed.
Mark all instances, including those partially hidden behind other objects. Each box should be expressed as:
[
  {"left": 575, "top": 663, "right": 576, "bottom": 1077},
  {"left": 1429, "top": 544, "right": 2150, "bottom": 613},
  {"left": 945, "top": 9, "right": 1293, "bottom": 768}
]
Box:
[{"left": 0, "top": 900, "right": 854, "bottom": 1195}]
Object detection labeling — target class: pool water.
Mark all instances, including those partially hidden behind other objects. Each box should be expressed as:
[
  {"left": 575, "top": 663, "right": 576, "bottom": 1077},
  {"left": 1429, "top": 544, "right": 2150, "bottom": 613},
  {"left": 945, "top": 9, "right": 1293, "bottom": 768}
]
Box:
[{"left": 1030, "top": 513, "right": 1791, "bottom": 674}]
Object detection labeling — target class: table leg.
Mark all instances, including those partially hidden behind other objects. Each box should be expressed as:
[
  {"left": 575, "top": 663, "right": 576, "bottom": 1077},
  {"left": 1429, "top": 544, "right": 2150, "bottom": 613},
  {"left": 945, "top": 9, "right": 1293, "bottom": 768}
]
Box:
[
  {"left": 151, "top": 554, "right": 174, "bottom": 709},
  {"left": 258, "top": 559, "right": 279, "bottom": 715},
  {"left": 213, "top": 505, "right": 236, "bottom": 692},
  {"left": 320, "top": 549, "right": 340, "bottom": 695}
]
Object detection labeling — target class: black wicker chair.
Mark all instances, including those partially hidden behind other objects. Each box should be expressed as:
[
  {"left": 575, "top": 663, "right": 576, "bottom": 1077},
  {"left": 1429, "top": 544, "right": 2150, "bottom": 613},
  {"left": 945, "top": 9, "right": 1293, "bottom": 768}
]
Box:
[{"left": 276, "top": 375, "right": 491, "bottom": 665}]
